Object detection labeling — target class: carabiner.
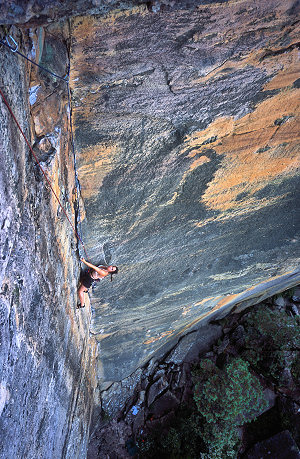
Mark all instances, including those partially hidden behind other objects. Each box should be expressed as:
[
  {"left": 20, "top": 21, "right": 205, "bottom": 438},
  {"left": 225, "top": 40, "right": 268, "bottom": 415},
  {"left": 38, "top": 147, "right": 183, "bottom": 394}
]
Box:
[{"left": 6, "top": 35, "right": 18, "bottom": 53}]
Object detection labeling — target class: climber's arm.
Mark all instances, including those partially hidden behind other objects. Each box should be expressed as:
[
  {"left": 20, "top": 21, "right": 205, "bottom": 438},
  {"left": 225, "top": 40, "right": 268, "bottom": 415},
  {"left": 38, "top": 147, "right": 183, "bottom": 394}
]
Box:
[
  {"left": 80, "top": 258, "right": 98, "bottom": 270},
  {"left": 80, "top": 258, "right": 108, "bottom": 276}
]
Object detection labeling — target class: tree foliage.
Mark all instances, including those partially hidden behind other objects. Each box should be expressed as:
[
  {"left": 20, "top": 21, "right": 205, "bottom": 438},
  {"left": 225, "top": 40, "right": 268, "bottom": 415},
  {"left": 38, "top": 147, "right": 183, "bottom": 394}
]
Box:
[{"left": 193, "top": 358, "right": 267, "bottom": 458}]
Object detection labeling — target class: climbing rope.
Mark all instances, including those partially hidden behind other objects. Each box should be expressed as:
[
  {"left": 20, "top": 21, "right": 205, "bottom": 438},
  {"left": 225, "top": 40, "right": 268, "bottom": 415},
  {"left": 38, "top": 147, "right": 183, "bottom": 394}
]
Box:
[
  {"left": 0, "top": 36, "right": 89, "bottom": 259},
  {"left": 65, "top": 72, "right": 85, "bottom": 247},
  {"left": 0, "top": 36, "right": 68, "bottom": 81}
]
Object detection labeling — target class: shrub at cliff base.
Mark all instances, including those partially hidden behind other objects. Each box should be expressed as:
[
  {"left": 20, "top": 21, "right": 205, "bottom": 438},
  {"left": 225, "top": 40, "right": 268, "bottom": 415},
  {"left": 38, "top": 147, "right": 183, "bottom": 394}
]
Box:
[
  {"left": 193, "top": 358, "right": 268, "bottom": 458},
  {"left": 138, "top": 358, "right": 267, "bottom": 458},
  {"left": 241, "top": 307, "right": 300, "bottom": 384}
]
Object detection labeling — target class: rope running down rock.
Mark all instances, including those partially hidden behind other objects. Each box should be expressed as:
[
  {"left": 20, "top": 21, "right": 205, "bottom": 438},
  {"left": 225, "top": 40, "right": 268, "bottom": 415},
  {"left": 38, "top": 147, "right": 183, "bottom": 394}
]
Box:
[{"left": 0, "top": 35, "right": 89, "bottom": 259}]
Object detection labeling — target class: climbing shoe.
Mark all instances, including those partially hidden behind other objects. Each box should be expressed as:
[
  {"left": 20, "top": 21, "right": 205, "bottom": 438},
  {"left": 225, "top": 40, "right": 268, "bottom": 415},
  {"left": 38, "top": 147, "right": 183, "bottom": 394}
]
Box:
[{"left": 77, "top": 303, "right": 85, "bottom": 309}]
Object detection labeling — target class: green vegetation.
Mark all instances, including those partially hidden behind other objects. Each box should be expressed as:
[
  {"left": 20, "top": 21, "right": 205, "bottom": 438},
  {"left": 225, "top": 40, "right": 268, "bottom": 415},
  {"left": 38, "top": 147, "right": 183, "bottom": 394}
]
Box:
[
  {"left": 138, "top": 359, "right": 267, "bottom": 458},
  {"left": 291, "top": 352, "right": 300, "bottom": 383},
  {"left": 138, "top": 409, "right": 203, "bottom": 458},
  {"left": 193, "top": 358, "right": 267, "bottom": 458},
  {"left": 137, "top": 296, "right": 300, "bottom": 458},
  {"left": 242, "top": 307, "right": 300, "bottom": 383}
]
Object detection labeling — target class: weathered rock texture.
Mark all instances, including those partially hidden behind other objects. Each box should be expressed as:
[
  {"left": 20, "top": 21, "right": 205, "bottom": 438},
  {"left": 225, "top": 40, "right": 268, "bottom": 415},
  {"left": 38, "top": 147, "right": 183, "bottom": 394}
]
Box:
[
  {"left": 0, "top": 0, "right": 183, "bottom": 26},
  {"left": 0, "top": 0, "right": 139, "bottom": 26},
  {"left": 0, "top": 25, "right": 97, "bottom": 458},
  {"left": 70, "top": 1, "right": 300, "bottom": 383}
]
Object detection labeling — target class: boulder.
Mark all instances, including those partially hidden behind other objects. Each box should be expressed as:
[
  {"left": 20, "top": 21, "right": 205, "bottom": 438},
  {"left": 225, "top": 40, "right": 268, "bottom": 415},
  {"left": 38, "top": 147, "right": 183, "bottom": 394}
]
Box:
[
  {"left": 215, "top": 334, "right": 230, "bottom": 355},
  {"left": 230, "top": 324, "right": 246, "bottom": 348},
  {"left": 132, "top": 408, "right": 146, "bottom": 434},
  {"left": 274, "top": 296, "right": 286, "bottom": 308},
  {"left": 292, "top": 287, "right": 300, "bottom": 303},
  {"left": 165, "top": 332, "right": 198, "bottom": 364},
  {"left": 101, "top": 368, "right": 142, "bottom": 418},
  {"left": 184, "top": 325, "right": 223, "bottom": 362},
  {"left": 289, "top": 303, "right": 300, "bottom": 316},
  {"left": 124, "top": 389, "right": 146, "bottom": 425},
  {"left": 244, "top": 430, "right": 300, "bottom": 459},
  {"left": 147, "top": 376, "right": 169, "bottom": 407},
  {"left": 170, "top": 370, "right": 181, "bottom": 391},
  {"left": 97, "top": 420, "right": 131, "bottom": 459},
  {"left": 263, "top": 388, "right": 277, "bottom": 411},
  {"left": 149, "top": 391, "right": 179, "bottom": 418},
  {"left": 278, "top": 398, "right": 300, "bottom": 446},
  {"left": 145, "top": 410, "right": 177, "bottom": 434}
]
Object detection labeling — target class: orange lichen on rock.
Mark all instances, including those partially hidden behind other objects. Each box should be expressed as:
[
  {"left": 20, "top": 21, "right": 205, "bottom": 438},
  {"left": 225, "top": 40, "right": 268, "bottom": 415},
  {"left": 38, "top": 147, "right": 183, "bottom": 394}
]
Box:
[
  {"left": 194, "top": 296, "right": 220, "bottom": 307},
  {"left": 70, "top": 17, "right": 99, "bottom": 82},
  {"left": 180, "top": 87, "right": 300, "bottom": 213},
  {"left": 192, "top": 17, "right": 300, "bottom": 88},
  {"left": 263, "top": 48, "right": 300, "bottom": 91},
  {"left": 189, "top": 155, "right": 211, "bottom": 169},
  {"left": 182, "top": 117, "right": 234, "bottom": 154},
  {"left": 143, "top": 330, "right": 174, "bottom": 345},
  {"left": 77, "top": 143, "right": 119, "bottom": 200},
  {"left": 71, "top": 7, "right": 148, "bottom": 83},
  {"left": 215, "top": 294, "right": 240, "bottom": 309},
  {"left": 98, "top": 5, "right": 148, "bottom": 25},
  {"left": 71, "top": 16, "right": 97, "bottom": 40}
]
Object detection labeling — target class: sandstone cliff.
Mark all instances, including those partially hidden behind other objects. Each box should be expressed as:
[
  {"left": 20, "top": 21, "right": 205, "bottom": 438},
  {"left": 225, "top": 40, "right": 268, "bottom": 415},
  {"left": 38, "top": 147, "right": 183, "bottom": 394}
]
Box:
[
  {"left": 0, "top": 1, "right": 299, "bottom": 457},
  {"left": 70, "top": 1, "right": 300, "bottom": 383}
]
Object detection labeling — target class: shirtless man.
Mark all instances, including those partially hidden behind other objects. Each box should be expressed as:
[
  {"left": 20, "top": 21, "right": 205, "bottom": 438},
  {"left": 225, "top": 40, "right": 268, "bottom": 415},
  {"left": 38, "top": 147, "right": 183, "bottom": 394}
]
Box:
[{"left": 77, "top": 258, "right": 118, "bottom": 309}]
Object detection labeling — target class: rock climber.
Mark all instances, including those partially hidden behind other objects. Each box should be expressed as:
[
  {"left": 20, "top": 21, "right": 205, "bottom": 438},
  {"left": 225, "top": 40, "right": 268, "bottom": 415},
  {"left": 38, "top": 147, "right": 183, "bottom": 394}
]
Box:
[{"left": 77, "top": 258, "right": 119, "bottom": 309}]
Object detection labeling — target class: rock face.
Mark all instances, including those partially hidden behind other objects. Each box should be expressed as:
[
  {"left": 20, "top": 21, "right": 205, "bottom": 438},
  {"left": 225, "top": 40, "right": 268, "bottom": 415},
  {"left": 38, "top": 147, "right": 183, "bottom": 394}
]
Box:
[
  {"left": 1, "top": 2, "right": 300, "bottom": 455},
  {"left": 70, "top": 1, "right": 300, "bottom": 382},
  {"left": 0, "top": 25, "right": 97, "bottom": 458},
  {"left": 0, "top": 0, "right": 144, "bottom": 26},
  {"left": 245, "top": 431, "right": 300, "bottom": 459}
]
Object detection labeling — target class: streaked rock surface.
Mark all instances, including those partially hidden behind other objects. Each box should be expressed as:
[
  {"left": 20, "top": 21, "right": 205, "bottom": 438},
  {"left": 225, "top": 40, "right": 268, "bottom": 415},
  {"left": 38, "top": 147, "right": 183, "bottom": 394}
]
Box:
[
  {"left": 70, "top": 1, "right": 300, "bottom": 382},
  {"left": 0, "top": 25, "right": 97, "bottom": 458},
  {"left": 0, "top": 0, "right": 143, "bottom": 25}
]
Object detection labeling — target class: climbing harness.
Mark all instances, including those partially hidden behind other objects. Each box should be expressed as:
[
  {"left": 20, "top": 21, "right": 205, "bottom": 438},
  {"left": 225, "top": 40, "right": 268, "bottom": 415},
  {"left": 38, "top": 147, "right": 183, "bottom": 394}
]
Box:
[{"left": 0, "top": 35, "right": 89, "bottom": 259}]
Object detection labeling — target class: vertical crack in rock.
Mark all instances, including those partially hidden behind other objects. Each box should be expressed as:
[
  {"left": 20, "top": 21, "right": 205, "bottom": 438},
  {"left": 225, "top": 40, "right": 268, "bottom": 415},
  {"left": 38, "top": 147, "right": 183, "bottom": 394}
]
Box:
[{"left": 161, "top": 64, "right": 175, "bottom": 95}]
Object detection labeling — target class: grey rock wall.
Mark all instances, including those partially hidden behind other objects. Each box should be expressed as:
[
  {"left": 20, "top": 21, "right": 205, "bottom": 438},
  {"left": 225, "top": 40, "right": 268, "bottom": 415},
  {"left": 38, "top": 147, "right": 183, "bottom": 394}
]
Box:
[
  {"left": 0, "top": 0, "right": 230, "bottom": 26},
  {"left": 0, "top": 27, "right": 96, "bottom": 458},
  {"left": 0, "top": 0, "right": 150, "bottom": 26},
  {"left": 70, "top": 2, "right": 300, "bottom": 383}
]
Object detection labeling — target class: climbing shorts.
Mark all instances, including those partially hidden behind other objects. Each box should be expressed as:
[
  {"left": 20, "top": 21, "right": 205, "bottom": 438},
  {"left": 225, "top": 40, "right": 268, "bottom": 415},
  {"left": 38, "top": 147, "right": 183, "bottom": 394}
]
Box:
[{"left": 80, "top": 271, "right": 93, "bottom": 289}]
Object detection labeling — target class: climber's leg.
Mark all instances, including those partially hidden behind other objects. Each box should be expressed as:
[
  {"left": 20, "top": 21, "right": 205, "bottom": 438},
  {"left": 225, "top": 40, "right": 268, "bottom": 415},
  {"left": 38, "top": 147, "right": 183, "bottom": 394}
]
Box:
[{"left": 77, "top": 283, "right": 88, "bottom": 308}]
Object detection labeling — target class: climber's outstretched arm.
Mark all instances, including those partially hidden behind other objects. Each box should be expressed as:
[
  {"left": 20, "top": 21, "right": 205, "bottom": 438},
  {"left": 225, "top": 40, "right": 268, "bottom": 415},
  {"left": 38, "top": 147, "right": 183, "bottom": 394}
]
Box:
[
  {"left": 80, "top": 258, "right": 96, "bottom": 270},
  {"left": 80, "top": 258, "right": 108, "bottom": 276}
]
